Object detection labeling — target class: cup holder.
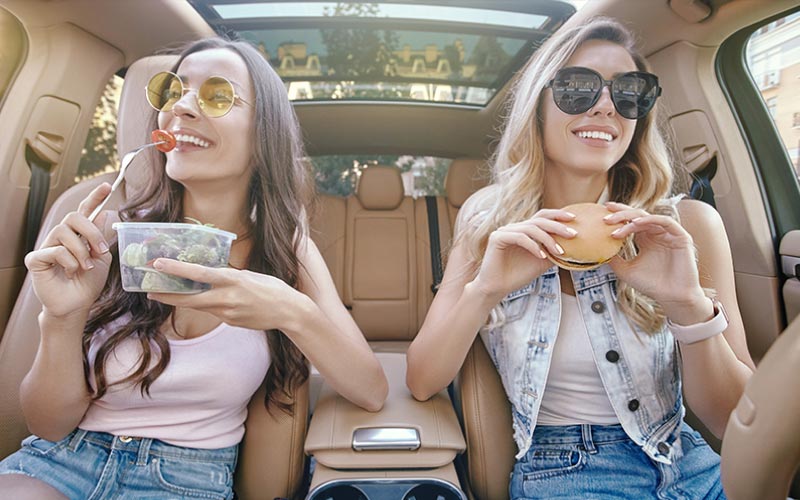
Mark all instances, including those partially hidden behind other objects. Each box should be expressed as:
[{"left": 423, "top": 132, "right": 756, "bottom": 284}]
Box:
[
  {"left": 306, "top": 479, "right": 465, "bottom": 500},
  {"left": 308, "top": 484, "right": 368, "bottom": 500},
  {"left": 402, "top": 483, "right": 463, "bottom": 500}
]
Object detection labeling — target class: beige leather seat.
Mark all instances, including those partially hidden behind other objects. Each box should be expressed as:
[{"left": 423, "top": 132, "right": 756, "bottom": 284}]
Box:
[
  {"left": 309, "top": 159, "right": 490, "bottom": 342},
  {"left": 334, "top": 160, "right": 505, "bottom": 499},
  {"left": 345, "top": 165, "right": 420, "bottom": 342},
  {"left": 454, "top": 340, "right": 516, "bottom": 500},
  {"left": 410, "top": 158, "right": 490, "bottom": 331},
  {"left": 442, "top": 158, "right": 491, "bottom": 230},
  {"left": 721, "top": 313, "right": 800, "bottom": 500},
  {"left": 305, "top": 164, "right": 472, "bottom": 491},
  {"left": 311, "top": 194, "right": 346, "bottom": 302},
  {"left": 306, "top": 161, "right": 499, "bottom": 493},
  {"left": 0, "top": 54, "right": 308, "bottom": 500},
  {"left": 413, "top": 192, "right": 450, "bottom": 329},
  {"left": 311, "top": 157, "right": 502, "bottom": 498},
  {"left": 435, "top": 159, "right": 515, "bottom": 500}
]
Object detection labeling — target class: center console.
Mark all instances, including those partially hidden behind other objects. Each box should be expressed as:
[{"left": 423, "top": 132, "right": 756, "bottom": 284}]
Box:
[{"left": 304, "top": 352, "right": 467, "bottom": 500}]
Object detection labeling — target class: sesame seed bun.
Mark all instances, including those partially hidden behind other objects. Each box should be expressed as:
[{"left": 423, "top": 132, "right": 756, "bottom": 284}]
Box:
[{"left": 547, "top": 203, "right": 625, "bottom": 271}]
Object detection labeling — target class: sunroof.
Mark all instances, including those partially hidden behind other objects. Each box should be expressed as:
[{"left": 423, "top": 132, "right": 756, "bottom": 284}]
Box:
[
  {"left": 190, "top": 1, "right": 576, "bottom": 106},
  {"left": 214, "top": 3, "right": 549, "bottom": 30}
]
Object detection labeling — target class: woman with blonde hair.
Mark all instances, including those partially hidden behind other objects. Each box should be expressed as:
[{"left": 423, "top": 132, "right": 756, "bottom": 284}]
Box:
[{"left": 407, "top": 18, "right": 753, "bottom": 498}]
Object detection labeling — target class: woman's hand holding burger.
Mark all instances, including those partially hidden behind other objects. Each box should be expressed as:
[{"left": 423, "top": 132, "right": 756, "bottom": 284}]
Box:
[
  {"left": 471, "top": 209, "right": 577, "bottom": 301},
  {"left": 547, "top": 203, "right": 625, "bottom": 271},
  {"left": 470, "top": 200, "right": 712, "bottom": 326},
  {"left": 603, "top": 201, "right": 709, "bottom": 316}
]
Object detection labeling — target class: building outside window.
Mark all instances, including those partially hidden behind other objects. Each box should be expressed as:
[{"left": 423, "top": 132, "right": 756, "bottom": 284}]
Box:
[
  {"left": 767, "top": 96, "right": 778, "bottom": 119},
  {"left": 747, "top": 13, "right": 800, "bottom": 170}
]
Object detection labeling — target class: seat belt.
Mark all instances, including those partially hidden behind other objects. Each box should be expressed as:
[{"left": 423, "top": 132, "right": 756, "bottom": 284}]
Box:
[
  {"left": 426, "top": 195, "right": 455, "bottom": 398},
  {"left": 425, "top": 196, "right": 443, "bottom": 294},
  {"left": 24, "top": 143, "right": 56, "bottom": 253},
  {"left": 689, "top": 155, "right": 718, "bottom": 208}
]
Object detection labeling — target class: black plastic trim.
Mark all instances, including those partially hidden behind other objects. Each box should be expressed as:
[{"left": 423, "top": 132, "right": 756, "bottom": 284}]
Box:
[{"left": 715, "top": 7, "right": 800, "bottom": 242}]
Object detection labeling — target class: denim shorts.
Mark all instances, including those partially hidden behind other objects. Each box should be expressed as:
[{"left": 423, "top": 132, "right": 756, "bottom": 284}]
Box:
[
  {"left": 510, "top": 422, "right": 725, "bottom": 500},
  {"left": 0, "top": 429, "right": 238, "bottom": 500}
]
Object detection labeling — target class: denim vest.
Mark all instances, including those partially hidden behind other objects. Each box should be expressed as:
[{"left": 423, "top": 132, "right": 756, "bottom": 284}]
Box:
[{"left": 480, "top": 264, "right": 684, "bottom": 464}]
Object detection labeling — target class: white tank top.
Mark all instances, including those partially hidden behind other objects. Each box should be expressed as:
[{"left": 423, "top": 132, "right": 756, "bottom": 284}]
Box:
[
  {"left": 81, "top": 318, "right": 270, "bottom": 449},
  {"left": 538, "top": 293, "right": 620, "bottom": 426}
]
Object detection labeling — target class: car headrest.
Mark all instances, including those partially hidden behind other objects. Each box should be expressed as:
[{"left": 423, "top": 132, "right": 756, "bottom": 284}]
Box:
[
  {"left": 117, "top": 55, "right": 179, "bottom": 198},
  {"left": 445, "top": 159, "right": 490, "bottom": 208},
  {"left": 356, "top": 165, "right": 405, "bottom": 210}
]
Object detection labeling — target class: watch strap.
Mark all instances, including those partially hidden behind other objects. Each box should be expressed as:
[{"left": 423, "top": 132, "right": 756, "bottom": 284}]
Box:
[{"left": 666, "top": 298, "right": 729, "bottom": 345}]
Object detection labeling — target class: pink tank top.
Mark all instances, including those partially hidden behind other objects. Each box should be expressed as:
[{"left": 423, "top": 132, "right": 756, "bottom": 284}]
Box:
[{"left": 80, "top": 318, "right": 270, "bottom": 449}]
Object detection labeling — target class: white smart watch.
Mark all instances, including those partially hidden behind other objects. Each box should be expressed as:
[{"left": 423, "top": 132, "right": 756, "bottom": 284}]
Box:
[{"left": 666, "top": 298, "right": 729, "bottom": 345}]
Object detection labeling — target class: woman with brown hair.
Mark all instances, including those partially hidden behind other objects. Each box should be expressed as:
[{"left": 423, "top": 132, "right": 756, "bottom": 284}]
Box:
[{"left": 0, "top": 37, "right": 386, "bottom": 499}]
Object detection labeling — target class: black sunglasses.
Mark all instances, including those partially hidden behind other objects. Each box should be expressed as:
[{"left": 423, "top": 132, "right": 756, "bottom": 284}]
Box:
[{"left": 545, "top": 66, "right": 662, "bottom": 120}]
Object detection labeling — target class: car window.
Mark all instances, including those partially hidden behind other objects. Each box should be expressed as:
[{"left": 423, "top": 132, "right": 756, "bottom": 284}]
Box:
[
  {"left": 311, "top": 155, "right": 450, "bottom": 197},
  {"left": 76, "top": 74, "right": 123, "bottom": 182},
  {"left": 745, "top": 12, "right": 800, "bottom": 175},
  {"left": 0, "top": 6, "right": 27, "bottom": 108}
]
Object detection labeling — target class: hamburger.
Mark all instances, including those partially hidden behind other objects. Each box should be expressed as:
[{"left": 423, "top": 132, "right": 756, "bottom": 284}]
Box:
[{"left": 547, "top": 203, "right": 625, "bottom": 271}]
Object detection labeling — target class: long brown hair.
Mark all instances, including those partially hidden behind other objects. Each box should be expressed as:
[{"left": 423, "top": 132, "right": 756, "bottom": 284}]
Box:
[{"left": 84, "top": 37, "right": 313, "bottom": 413}]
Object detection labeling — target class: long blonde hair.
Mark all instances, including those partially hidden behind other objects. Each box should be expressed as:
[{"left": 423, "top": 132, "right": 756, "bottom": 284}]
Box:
[{"left": 460, "top": 18, "right": 679, "bottom": 333}]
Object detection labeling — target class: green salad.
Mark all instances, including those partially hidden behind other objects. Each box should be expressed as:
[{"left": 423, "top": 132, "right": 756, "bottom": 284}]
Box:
[{"left": 117, "top": 222, "right": 234, "bottom": 293}]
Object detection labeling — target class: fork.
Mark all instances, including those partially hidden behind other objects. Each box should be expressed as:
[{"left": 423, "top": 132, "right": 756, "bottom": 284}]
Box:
[{"left": 87, "top": 141, "right": 165, "bottom": 222}]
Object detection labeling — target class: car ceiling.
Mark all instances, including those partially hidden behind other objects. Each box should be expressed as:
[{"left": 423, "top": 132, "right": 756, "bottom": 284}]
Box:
[{"left": 2, "top": 0, "right": 797, "bottom": 158}]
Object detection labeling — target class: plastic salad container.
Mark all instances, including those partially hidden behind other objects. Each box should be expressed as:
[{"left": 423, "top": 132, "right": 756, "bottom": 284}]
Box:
[{"left": 112, "top": 222, "right": 237, "bottom": 293}]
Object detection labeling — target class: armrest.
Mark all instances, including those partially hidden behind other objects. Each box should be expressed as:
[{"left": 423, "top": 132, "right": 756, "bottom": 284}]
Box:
[{"left": 304, "top": 352, "right": 465, "bottom": 469}]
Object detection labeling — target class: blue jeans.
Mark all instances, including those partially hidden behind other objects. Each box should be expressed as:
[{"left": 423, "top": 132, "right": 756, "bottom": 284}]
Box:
[
  {"left": 0, "top": 429, "right": 238, "bottom": 500},
  {"left": 510, "top": 423, "right": 725, "bottom": 499}
]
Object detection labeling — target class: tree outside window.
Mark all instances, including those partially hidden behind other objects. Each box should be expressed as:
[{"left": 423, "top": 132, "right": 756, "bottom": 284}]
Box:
[{"left": 76, "top": 75, "right": 123, "bottom": 182}]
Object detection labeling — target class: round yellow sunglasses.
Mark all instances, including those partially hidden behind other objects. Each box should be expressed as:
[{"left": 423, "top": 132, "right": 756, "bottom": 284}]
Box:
[{"left": 145, "top": 71, "right": 252, "bottom": 118}]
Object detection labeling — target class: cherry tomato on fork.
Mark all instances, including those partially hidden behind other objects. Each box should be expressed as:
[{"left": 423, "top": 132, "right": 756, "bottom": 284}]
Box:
[{"left": 151, "top": 129, "right": 176, "bottom": 153}]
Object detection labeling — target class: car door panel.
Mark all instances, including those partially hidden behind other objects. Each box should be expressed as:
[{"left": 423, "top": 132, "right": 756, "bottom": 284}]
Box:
[
  {"left": 0, "top": 16, "right": 123, "bottom": 337},
  {"left": 649, "top": 40, "right": 782, "bottom": 361},
  {"left": 780, "top": 230, "right": 800, "bottom": 324}
]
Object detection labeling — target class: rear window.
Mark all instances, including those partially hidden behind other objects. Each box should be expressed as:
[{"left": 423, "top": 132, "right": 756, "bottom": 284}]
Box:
[
  {"left": 310, "top": 155, "right": 450, "bottom": 197},
  {"left": 76, "top": 74, "right": 123, "bottom": 182}
]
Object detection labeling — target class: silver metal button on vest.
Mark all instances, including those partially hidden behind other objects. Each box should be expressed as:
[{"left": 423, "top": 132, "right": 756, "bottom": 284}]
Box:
[
  {"left": 523, "top": 388, "right": 539, "bottom": 400},
  {"left": 591, "top": 301, "right": 605, "bottom": 313},
  {"left": 657, "top": 442, "right": 670, "bottom": 455},
  {"left": 628, "top": 399, "right": 640, "bottom": 411},
  {"left": 529, "top": 339, "right": 550, "bottom": 349}
]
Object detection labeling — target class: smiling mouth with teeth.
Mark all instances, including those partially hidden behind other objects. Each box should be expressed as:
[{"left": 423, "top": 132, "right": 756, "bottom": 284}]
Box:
[
  {"left": 174, "top": 134, "right": 211, "bottom": 148},
  {"left": 575, "top": 130, "right": 614, "bottom": 142}
]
